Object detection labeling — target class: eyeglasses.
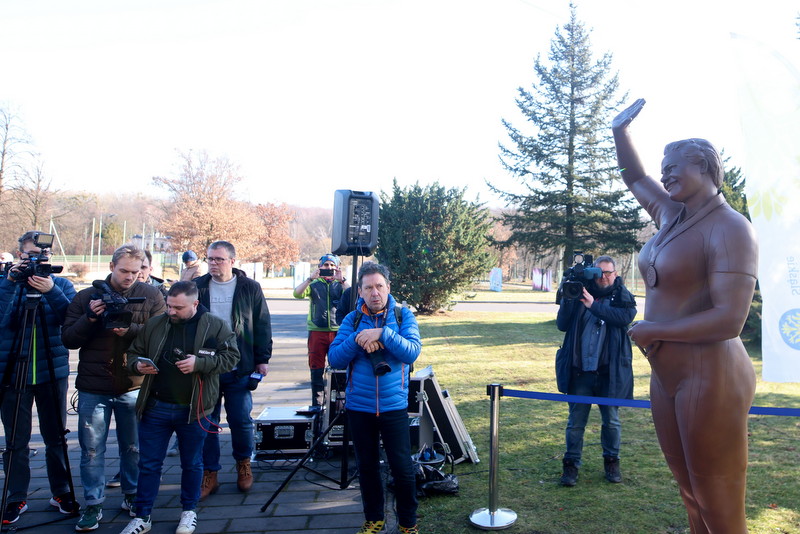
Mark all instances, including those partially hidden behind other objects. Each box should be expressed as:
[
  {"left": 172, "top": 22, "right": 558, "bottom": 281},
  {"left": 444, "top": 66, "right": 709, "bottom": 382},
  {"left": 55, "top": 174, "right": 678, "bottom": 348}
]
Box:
[
  {"left": 602, "top": 270, "right": 616, "bottom": 276},
  {"left": 207, "top": 257, "right": 231, "bottom": 264}
]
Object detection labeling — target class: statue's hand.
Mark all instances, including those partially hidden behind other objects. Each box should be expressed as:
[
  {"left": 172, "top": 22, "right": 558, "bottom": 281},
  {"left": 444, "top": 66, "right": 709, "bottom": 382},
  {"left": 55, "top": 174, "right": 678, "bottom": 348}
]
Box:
[{"left": 612, "top": 98, "right": 646, "bottom": 131}]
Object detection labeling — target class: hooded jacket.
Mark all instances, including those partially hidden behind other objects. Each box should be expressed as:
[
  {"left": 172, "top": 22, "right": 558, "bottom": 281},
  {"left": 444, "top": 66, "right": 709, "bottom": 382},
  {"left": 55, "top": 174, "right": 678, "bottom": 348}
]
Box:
[
  {"left": 62, "top": 277, "right": 166, "bottom": 395},
  {"left": 194, "top": 268, "right": 272, "bottom": 376},
  {"left": 125, "top": 306, "right": 239, "bottom": 422},
  {"left": 555, "top": 277, "right": 636, "bottom": 399},
  {"left": 0, "top": 275, "right": 76, "bottom": 385},
  {"left": 328, "top": 294, "right": 421, "bottom": 414}
]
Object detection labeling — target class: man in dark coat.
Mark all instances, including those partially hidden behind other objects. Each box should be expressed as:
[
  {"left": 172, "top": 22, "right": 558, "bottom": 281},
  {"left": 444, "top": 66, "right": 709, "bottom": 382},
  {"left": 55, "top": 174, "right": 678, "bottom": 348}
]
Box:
[
  {"left": 62, "top": 244, "right": 166, "bottom": 531},
  {"left": 194, "top": 241, "right": 272, "bottom": 499},
  {"left": 555, "top": 255, "right": 636, "bottom": 487}
]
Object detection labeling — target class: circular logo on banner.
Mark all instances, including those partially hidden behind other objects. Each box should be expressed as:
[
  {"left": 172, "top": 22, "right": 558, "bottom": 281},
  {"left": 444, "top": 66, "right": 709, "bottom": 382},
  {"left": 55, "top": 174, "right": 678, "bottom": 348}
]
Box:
[{"left": 779, "top": 309, "right": 800, "bottom": 350}]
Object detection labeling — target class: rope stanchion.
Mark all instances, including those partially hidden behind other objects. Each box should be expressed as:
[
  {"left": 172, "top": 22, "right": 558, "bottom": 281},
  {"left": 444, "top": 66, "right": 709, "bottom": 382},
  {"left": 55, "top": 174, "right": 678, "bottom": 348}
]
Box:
[
  {"left": 469, "top": 384, "right": 517, "bottom": 531},
  {"left": 501, "top": 388, "right": 800, "bottom": 417}
]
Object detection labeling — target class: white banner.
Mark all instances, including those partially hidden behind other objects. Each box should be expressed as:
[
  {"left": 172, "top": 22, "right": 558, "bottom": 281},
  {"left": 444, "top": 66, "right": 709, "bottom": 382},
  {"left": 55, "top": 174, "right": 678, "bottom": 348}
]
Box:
[{"left": 732, "top": 33, "right": 800, "bottom": 382}]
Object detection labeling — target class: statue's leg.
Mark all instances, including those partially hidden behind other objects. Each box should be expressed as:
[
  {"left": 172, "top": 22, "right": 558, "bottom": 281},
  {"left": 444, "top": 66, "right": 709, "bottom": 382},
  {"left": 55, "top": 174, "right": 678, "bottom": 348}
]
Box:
[
  {"left": 650, "top": 373, "right": 708, "bottom": 534},
  {"left": 677, "top": 344, "right": 754, "bottom": 534}
]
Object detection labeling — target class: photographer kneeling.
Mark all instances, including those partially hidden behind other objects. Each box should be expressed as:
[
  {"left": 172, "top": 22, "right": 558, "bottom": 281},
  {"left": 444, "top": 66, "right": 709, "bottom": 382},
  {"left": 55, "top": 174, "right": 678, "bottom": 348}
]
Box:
[
  {"left": 555, "top": 255, "right": 636, "bottom": 487},
  {"left": 328, "top": 262, "right": 421, "bottom": 534},
  {"left": 0, "top": 231, "right": 78, "bottom": 523}
]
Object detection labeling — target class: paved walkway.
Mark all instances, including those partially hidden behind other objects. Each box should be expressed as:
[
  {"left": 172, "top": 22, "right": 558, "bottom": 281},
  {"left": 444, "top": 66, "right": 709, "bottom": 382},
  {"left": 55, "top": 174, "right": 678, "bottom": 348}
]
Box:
[{"left": 8, "top": 299, "right": 370, "bottom": 534}]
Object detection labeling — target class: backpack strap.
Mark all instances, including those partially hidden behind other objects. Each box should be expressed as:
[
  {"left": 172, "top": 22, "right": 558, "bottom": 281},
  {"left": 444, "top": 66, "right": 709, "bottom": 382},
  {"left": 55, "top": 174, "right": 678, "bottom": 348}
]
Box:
[{"left": 352, "top": 305, "right": 403, "bottom": 330}]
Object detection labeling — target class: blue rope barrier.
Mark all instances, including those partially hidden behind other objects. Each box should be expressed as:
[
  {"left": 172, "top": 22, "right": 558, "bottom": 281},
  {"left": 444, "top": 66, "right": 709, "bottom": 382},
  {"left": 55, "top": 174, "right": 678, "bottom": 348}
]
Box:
[{"left": 501, "top": 388, "right": 800, "bottom": 417}]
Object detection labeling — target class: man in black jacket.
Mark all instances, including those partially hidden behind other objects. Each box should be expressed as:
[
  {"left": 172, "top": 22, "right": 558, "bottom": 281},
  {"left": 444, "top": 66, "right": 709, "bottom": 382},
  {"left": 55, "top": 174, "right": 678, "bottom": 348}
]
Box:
[
  {"left": 62, "top": 245, "right": 166, "bottom": 531},
  {"left": 555, "top": 255, "right": 636, "bottom": 487},
  {"left": 194, "top": 241, "right": 272, "bottom": 499}
]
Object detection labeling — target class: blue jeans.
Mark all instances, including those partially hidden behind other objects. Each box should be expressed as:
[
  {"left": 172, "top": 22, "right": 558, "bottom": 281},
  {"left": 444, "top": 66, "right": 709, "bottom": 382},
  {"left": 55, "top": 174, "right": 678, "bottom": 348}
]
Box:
[
  {"left": 564, "top": 371, "right": 621, "bottom": 465},
  {"left": 347, "top": 409, "right": 417, "bottom": 528},
  {"left": 1, "top": 378, "right": 70, "bottom": 502},
  {"left": 134, "top": 400, "right": 208, "bottom": 517},
  {"left": 202, "top": 372, "right": 253, "bottom": 471},
  {"left": 78, "top": 390, "right": 139, "bottom": 505}
]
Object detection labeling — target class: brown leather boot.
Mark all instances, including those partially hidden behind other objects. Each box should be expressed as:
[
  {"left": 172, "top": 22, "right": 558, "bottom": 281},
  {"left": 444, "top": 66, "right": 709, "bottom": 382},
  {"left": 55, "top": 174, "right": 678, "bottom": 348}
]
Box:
[
  {"left": 199, "top": 470, "right": 220, "bottom": 500},
  {"left": 236, "top": 458, "right": 253, "bottom": 492}
]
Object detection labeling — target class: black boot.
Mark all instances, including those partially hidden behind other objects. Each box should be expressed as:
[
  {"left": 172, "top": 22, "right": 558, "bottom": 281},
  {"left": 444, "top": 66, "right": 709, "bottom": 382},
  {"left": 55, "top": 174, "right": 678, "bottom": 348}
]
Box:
[
  {"left": 560, "top": 458, "right": 578, "bottom": 486},
  {"left": 604, "top": 456, "right": 622, "bottom": 483},
  {"left": 310, "top": 368, "right": 326, "bottom": 407}
]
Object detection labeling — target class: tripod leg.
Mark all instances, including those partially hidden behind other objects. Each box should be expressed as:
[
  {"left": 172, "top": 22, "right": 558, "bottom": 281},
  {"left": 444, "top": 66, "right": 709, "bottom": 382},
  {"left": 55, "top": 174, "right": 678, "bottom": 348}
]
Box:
[{"left": 259, "top": 409, "right": 345, "bottom": 513}]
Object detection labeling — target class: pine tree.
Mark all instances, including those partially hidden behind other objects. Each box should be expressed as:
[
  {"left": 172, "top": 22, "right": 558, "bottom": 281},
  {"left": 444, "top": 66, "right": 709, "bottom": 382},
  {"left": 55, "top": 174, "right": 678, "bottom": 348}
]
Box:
[
  {"left": 489, "top": 4, "right": 645, "bottom": 271},
  {"left": 377, "top": 180, "right": 494, "bottom": 314}
]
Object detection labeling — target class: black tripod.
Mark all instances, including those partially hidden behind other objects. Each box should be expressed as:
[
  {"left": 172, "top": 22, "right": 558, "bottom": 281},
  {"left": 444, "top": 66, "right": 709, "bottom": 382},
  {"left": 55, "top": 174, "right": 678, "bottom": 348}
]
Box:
[
  {"left": 261, "top": 252, "right": 365, "bottom": 512},
  {"left": 0, "top": 287, "right": 79, "bottom": 530},
  {"left": 260, "top": 398, "right": 358, "bottom": 512}
]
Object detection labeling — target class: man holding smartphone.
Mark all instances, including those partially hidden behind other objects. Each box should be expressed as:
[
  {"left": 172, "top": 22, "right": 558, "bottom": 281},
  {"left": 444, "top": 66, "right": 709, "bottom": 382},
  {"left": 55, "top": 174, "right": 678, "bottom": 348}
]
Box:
[
  {"left": 119, "top": 281, "right": 238, "bottom": 534},
  {"left": 293, "top": 254, "right": 349, "bottom": 408}
]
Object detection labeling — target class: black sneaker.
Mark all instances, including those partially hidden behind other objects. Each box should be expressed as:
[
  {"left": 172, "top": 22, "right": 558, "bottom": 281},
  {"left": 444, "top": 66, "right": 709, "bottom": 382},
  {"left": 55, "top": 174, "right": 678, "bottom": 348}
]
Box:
[
  {"left": 50, "top": 492, "right": 80, "bottom": 514},
  {"left": 560, "top": 458, "right": 578, "bottom": 486},
  {"left": 3, "top": 501, "right": 28, "bottom": 524},
  {"left": 604, "top": 456, "right": 622, "bottom": 483}
]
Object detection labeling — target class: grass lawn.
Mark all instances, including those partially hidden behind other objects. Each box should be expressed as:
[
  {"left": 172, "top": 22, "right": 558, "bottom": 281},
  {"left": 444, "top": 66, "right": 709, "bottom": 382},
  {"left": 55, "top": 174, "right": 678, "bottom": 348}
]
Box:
[{"left": 412, "top": 311, "right": 800, "bottom": 534}]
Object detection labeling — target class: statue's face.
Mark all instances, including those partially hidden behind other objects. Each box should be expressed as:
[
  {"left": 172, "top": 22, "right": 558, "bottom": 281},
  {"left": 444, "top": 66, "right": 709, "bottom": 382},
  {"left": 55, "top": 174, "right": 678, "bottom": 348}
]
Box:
[{"left": 660, "top": 151, "right": 707, "bottom": 204}]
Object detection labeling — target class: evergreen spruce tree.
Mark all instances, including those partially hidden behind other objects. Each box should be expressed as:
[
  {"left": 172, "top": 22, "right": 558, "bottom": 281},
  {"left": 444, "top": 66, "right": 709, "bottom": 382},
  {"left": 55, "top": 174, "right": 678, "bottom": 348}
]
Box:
[
  {"left": 490, "top": 4, "right": 645, "bottom": 271},
  {"left": 377, "top": 180, "right": 494, "bottom": 314}
]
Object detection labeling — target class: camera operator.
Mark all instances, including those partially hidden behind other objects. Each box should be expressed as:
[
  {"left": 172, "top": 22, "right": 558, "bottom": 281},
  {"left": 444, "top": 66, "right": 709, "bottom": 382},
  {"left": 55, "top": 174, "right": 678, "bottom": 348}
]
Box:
[
  {"left": 0, "top": 231, "right": 77, "bottom": 523},
  {"left": 293, "top": 253, "right": 349, "bottom": 408},
  {"left": 0, "top": 252, "right": 13, "bottom": 279},
  {"left": 328, "top": 262, "right": 421, "bottom": 534},
  {"left": 555, "top": 255, "right": 636, "bottom": 487},
  {"left": 62, "top": 245, "right": 166, "bottom": 532}
]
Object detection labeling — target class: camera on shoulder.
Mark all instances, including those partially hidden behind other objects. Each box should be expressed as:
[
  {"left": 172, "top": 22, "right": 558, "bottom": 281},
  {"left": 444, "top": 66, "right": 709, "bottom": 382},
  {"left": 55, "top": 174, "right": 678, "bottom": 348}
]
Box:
[{"left": 558, "top": 251, "right": 602, "bottom": 302}]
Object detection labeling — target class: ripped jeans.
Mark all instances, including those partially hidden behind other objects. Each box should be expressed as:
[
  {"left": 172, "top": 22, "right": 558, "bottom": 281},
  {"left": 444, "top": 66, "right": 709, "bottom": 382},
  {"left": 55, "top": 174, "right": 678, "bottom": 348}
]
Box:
[{"left": 78, "top": 390, "right": 139, "bottom": 505}]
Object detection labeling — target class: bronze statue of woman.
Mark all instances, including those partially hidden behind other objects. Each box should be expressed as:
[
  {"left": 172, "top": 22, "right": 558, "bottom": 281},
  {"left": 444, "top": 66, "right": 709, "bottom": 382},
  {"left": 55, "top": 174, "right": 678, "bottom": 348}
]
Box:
[{"left": 613, "top": 98, "right": 757, "bottom": 534}]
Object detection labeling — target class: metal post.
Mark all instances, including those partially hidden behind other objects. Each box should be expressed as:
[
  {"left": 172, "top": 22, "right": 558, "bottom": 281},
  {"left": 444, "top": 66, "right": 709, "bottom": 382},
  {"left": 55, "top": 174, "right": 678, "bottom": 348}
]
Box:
[{"left": 469, "top": 384, "right": 517, "bottom": 530}]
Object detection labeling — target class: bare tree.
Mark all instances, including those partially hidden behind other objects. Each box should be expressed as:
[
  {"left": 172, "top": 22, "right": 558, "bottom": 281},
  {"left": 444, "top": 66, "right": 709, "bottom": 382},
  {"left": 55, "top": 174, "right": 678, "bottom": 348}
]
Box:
[
  {"left": 10, "top": 158, "right": 55, "bottom": 229},
  {"left": 154, "top": 150, "right": 299, "bottom": 265},
  {"left": 252, "top": 203, "right": 300, "bottom": 270},
  {"left": 0, "top": 106, "right": 32, "bottom": 212}
]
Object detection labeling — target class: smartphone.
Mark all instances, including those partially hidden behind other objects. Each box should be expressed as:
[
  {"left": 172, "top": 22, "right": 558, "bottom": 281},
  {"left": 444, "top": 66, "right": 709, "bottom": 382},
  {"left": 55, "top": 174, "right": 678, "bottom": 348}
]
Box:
[
  {"left": 319, "top": 268, "right": 335, "bottom": 277},
  {"left": 137, "top": 357, "right": 159, "bottom": 371}
]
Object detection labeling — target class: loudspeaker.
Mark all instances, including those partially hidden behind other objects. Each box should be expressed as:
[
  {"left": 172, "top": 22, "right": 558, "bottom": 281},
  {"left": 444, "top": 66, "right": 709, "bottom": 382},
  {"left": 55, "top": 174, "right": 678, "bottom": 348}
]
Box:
[{"left": 331, "top": 190, "right": 379, "bottom": 256}]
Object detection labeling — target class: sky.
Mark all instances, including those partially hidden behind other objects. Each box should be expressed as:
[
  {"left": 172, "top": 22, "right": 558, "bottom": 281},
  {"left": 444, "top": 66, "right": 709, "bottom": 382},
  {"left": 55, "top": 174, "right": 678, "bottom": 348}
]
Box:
[{"left": 1, "top": 0, "right": 798, "bottom": 210}]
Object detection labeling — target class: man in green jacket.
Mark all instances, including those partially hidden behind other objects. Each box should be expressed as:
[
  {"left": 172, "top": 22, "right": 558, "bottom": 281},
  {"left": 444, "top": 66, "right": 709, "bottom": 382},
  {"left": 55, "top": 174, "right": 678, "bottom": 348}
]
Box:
[
  {"left": 293, "top": 254, "right": 349, "bottom": 407},
  {"left": 119, "top": 281, "right": 238, "bottom": 534}
]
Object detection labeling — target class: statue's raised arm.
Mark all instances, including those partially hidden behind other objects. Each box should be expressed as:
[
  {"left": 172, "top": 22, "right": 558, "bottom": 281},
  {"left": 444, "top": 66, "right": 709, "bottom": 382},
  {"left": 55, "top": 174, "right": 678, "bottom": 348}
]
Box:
[{"left": 612, "top": 99, "right": 676, "bottom": 224}]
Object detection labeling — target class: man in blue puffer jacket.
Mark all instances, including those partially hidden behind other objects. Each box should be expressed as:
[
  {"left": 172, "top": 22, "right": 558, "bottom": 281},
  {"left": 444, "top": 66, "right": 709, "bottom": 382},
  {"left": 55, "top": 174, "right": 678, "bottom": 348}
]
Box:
[
  {"left": 328, "top": 261, "right": 421, "bottom": 534},
  {"left": 0, "top": 231, "right": 78, "bottom": 523}
]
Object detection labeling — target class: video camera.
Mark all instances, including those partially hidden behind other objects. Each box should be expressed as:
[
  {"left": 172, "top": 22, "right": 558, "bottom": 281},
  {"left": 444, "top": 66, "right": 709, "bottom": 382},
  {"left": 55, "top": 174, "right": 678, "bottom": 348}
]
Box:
[
  {"left": 558, "top": 251, "right": 602, "bottom": 302},
  {"left": 91, "top": 280, "right": 146, "bottom": 329},
  {"left": 10, "top": 232, "right": 63, "bottom": 281}
]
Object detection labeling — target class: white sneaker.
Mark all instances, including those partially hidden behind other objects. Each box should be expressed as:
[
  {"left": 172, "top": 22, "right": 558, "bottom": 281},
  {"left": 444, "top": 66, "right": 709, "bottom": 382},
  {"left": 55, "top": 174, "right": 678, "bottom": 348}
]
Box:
[
  {"left": 175, "top": 510, "right": 197, "bottom": 534},
  {"left": 120, "top": 516, "right": 152, "bottom": 534}
]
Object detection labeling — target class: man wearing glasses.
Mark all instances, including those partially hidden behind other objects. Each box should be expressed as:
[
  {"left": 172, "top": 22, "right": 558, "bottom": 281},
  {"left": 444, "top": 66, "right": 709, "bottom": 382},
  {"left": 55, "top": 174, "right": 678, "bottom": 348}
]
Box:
[
  {"left": 193, "top": 241, "right": 272, "bottom": 500},
  {"left": 554, "top": 255, "right": 636, "bottom": 487}
]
